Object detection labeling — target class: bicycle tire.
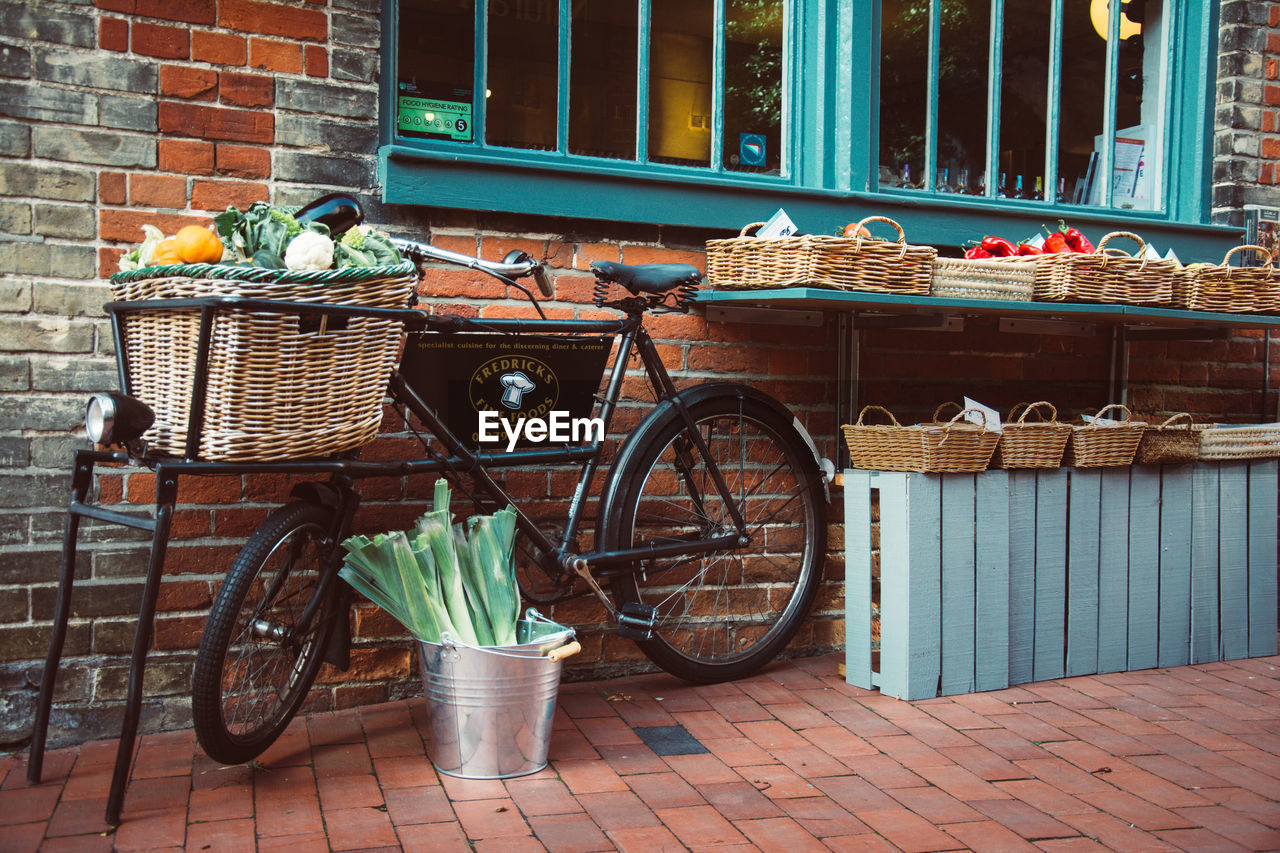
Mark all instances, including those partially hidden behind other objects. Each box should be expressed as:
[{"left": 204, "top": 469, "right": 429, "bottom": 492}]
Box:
[
  {"left": 192, "top": 501, "right": 338, "bottom": 764},
  {"left": 605, "top": 389, "right": 826, "bottom": 683}
]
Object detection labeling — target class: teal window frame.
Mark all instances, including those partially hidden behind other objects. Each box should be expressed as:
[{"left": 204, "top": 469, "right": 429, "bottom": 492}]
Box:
[{"left": 379, "top": 0, "right": 1237, "bottom": 260}]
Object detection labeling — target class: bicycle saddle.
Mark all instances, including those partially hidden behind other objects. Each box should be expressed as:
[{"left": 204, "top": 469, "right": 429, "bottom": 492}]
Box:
[{"left": 590, "top": 261, "right": 702, "bottom": 296}]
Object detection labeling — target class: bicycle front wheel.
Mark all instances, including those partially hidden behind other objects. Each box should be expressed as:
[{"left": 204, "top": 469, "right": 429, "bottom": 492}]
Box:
[
  {"left": 606, "top": 391, "right": 826, "bottom": 683},
  {"left": 192, "top": 501, "right": 338, "bottom": 765}
]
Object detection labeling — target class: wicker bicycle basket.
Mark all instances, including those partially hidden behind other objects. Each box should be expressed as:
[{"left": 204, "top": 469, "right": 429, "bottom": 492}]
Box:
[
  {"left": 1131, "top": 413, "right": 1204, "bottom": 465},
  {"left": 929, "top": 255, "right": 1038, "bottom": 302},
  {"left": 808, "top": 216, "right": 937, "bottom": 295},
  {"left": 1033, "top": 232, "right": 1178, "bottom": 306},
  {"left": 108, "top": 261, "right": 418, "bottom": 462},
  {"left": 704, "top": 222, "right": 814, "bottom": 290},
  {"left": 1172, "top": 245, "right": 1280, "bottom": 313},
  {"left": 842, "top": 404, "right": 997, "bottom": 473},
  {"left": 1063, "top": 404, "right": 1147, "bottom": 468},
  {"left": 992, "top": 401, "right": 1072, "bottom": 469}
]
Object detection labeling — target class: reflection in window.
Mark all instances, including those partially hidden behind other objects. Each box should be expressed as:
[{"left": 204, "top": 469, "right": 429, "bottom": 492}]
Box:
[
  {"left": 487, "top": 0, "right": 558, "bottom": 151},
  {"left": 879, "top": 0, "right": 927, "bottom": 189},
  {"left": 570, "top": 0, "right": 638, "bottom": 161},
  {"left": 396, "top": 0, "right": 476, "bottom": 142},
  {"left": 648, "top": 0, "right": 712, "bottom": 167},
  {"left": 879, "top": 0, "right": 1164, "bottom": 210},
  {"left": 724, "top": 0, "right": 784, "bottom": 174}
]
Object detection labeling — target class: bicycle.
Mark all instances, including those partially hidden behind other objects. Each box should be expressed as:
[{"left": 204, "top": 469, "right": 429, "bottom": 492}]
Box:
[{"left": 29, "top": 196, "right": 829, "bottom": 819}]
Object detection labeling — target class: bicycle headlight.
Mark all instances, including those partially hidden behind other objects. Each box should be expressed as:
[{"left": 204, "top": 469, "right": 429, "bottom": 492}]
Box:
[{"left": 86, "top": 392, "right": 154, "bottom": 446}]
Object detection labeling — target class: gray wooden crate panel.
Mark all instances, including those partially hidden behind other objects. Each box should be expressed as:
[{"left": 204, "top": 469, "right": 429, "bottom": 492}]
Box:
[
  {"left": 1218, "top": 462, "right": 1249, "bottom": 661},
  {"left": 1248, "top": 460, "right": 1279, "bottom": 657},
  {"left": 1066, "top": 469, "right": 1101, "bottom": 677},
  {"left": 940, "top": 474, "right": 978, "bottom": 696},
  {"left": 843, "top": 469, "right": 875, "bottom": 688},
  {"left": 878, "top": 472, "right": 943, "bottom": 700},
  {"left": 1159, "top": 465, "right": 1193, "bottom": 669},
  {"left": 1033, "top": 469, "right": 1068, "bottom": 683},
  {"left": 1007, "top": 470, "right": 1037, "bottom": 686},
  {"left": 1097, "top": 467, "right": 1131, "bottom": 674},
  {"left": 974, "top": 470, "right": 1010, "bottom": 692},
  {"left": 1190, "top": 464, "right": 1221, "bottom": 665},
  {"left": 1127, "top": 465, "right": 1161, "bottom": 671}
]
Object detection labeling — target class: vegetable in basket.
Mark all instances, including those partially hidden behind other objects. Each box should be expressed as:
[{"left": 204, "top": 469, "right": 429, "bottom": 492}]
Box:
[{"left": 338, "top": 479, "right": 521, "bottom": 646}]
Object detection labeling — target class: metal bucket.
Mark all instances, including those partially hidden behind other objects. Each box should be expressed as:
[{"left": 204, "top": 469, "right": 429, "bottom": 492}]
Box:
[{"left": 417, "top": 611, "right": 574, "bottom": 779}]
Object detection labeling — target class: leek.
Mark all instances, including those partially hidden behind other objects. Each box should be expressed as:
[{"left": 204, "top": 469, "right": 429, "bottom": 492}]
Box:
[{"left": 338, "top": 479, "right": 524, "bottom": 646}]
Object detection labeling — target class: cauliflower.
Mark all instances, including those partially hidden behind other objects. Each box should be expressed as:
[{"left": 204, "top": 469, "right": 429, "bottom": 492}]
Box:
[
  {"left": 118, "top": 224, "right": 166, "bottom": 271},
  {"left": 284, "top": 231, "right": 334, "bottom": 271}
]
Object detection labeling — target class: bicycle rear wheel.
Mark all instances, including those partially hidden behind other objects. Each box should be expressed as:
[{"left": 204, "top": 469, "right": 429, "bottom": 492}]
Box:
[
  {"left": 605, "top": 390, "right": 826, "bottom": 683},
  {"left": 192, "top": 501, "right": 338, "bottom": 764}
]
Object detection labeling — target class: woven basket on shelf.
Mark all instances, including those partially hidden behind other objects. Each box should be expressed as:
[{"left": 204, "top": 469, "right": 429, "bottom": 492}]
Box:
[
  {"left": 1172, "top": 245, "right": 1280, "bottom": 313},
  {"left": 992, "top": 401, "right": 1072, "bottom": 469},
  {"left": 108, "top": 261, "right": 418, "bottom": 462},
  {"left": 808, "top": 216, "right": 937, "bottom": 295},
  {"left": 1033, "top": 232, "right": 1178, "bottom": 306},
  {"left": 1134, "top": 413, "right": 1205, "bottom": 465},
  {"left": 704, "top": 222, "right": 814, "bottom": 290},
  {"left": 842, "top": 404, "right": 997, "bottom": 473},
  {"left": 1197, "top": 422, "right": 1280, "bottom": 461},
  {"left": 929, "top": 255, "right": 1038, "bottom": 302},
  {"left": 1063, "top": 404, "right": 1147, "bottom": 468}
]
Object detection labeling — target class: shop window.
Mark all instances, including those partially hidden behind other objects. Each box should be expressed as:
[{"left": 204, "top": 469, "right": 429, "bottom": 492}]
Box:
[
  {"left": 880, "top": 0, "right": 1166, "bottom": 210},
  {"left": 394, "top": 0, "right": 785, "bottom": 175}
]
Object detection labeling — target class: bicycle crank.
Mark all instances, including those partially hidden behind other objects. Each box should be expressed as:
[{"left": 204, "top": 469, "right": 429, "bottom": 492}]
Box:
[{"left": 563, "top": 557, "right": 658, "bottom": 640}]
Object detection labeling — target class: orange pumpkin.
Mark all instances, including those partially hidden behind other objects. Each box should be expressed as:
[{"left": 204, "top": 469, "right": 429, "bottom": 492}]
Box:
[
  {"left": 149, "top": 238, "right": 183, "bottom": 266},
  {"left": 174, "top": 225, "right": 225, "bottom": 264}
]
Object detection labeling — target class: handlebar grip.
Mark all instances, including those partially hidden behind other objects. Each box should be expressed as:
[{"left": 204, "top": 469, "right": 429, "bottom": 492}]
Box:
[{"left": 532, "top": 264, "right": 554, "bottom": 298}]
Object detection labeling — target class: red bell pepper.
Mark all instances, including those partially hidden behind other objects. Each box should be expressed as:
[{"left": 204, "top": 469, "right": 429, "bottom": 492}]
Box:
[
  {"left": 964, "top": 245, "right": 994, "bottom": 259},
  {"left": 1057, "top": 220, "right": 1095, "bottom": 253},
  {"left": 1043, "top": 231, "right": 1071, "bottom": 253},
  {"left": 1016, "top": 242, "right": 1044, "bottom": 256},
  {"left": 979, "top": 236, "right": 1018, "bottom": 257}
]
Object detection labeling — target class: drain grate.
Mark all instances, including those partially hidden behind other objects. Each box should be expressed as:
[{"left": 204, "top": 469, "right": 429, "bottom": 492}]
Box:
[{"left": 634, "top": 725, "right": 708, "bottom": 756}]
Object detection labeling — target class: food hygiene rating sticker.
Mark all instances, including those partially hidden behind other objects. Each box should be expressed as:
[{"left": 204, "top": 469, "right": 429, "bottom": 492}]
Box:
[
  {"left": 469, "top": 355, "right": 604, "bottom": 451},
  {"left": 397, "top": 96, "right": 472, "bottom": 141}
]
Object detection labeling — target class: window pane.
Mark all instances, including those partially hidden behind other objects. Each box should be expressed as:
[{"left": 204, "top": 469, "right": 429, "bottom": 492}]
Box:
[
  {"left": 487, "top": 0, "right": 558, "bottom": 151},
  {"left": 1059, "top": 0, "right": 1106, "bottom": 203},
  {"left": 648, "top": 0, "right": 712, "bottom": 167},
  {"left": 999, "top": 0, "right": 1050, "bottom": 199},
  {"left": 879, "top": 0, "right": 928, "bottom": 189},
  {"left": 397, "top": 0, "right": 476, "bottom": 142},
  {"left": 570, "top": 0, "right": 638, "bottom": 160},
  {"left": 723, "top": 0, "right": 784, "bottom": 174},
  {"left": 937, "top": 0, "right": 991, "bottom": 194},
  {"left": 1110, "top": 0, "right": 1160, "bottom": 210}
]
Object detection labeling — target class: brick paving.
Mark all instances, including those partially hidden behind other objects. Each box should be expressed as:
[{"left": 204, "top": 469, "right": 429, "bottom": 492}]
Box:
[{"left": 2, "top": 650, "right": 1278, "bottom": 852}]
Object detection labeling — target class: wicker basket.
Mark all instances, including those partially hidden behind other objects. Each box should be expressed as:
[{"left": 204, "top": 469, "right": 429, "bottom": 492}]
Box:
[
  {"left": 1172, "top": 245, "right": 1280, "bottom": 313},
  {"left": 808, "top": 217, "right": 937, "bottom": 295},
  {"left": 842, "top": 404, "right": 998, "bottom": 473},
  {"left": 1033, "top": 232, "right": 1178, "bottom": 306},
  {"left": 992, "top": 401, "right": 1072, "bottom": 469},
  {"left": 929, "top": 255, "right": 1038, "bottom": 302},
  {"left": 1063, "top": 404, "right": 1147, "bottom": 468},
  {"left": 1197, "top": 422, "right": 1280, "bottom": 461},
  {"left": 108, "top": 261, "right": 418, "bottom": 462},
  {"left": 704, "top": 223, "right": 814, "bottom": 290},
  {"left": 1134, "top": 413, "right": 1205, "bottom": 465}
]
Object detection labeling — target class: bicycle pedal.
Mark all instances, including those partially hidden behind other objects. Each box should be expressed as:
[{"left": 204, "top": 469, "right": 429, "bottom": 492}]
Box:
[{"left": 615, "top": 602, "right": 658, "bottom": 641}]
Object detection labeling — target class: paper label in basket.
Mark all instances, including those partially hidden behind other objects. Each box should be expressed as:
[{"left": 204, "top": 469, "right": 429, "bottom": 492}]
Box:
[
  {"left": 756, "top": 208, "right": 798, "bottom": 239},
  {"left": 1082, "top": 413, "right": 1119, "bottom": 426},
  {"left": 963, "top": 397, "right": 1002, "bottom": 433}
]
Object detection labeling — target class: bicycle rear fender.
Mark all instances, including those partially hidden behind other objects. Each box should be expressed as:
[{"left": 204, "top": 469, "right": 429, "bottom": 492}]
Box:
[{"left": 597, "top": 382, "right": 827, "bottom": 541}]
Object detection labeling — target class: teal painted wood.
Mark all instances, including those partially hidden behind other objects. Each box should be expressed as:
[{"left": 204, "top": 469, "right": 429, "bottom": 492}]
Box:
[
  {"left": 843, "top": 469, "right": 875, "bottom": 689},
  {"left": 1158, "top": 465, "right": 1193, "bottom": 668},
  {"left": 1127, "top": 465, "right": 1161, "bottom": 670},
  {"left": 940, "top": 474, "right": 977, "bottom": 696},
  {"left": 1032, "top": 469, "right": 1068, "bottom": 682},
  {"left": 983, "top": 0, "right": 1003, "bottom": 201},
  {"left": 1066, "top": 469, "right": 1101, "bottom": 677},
  {"left": 1247, "top": 460, "right": 1279, "bottom": 657},
  {"left": 635, "top": 0, "right": 651, "bottom": 165},
  {"left": 1189, "top": 463, "right": 1221, "bottom": 664},
  {"left": 878, "top": 472, "right": 942, "bottom": 700},
  {"left": 1096, "top": 467, "right": 1131, "bottom": 673},
  {"left": 1044, "top": 0, "right": 1063, "bottom": 205},
  {"left": 556, "top": 0, "right": 570, "bottom": 153},
  {"left": 1007, "top": 469, "right": 1037, "bottom": 686},
  {"left": 974, "top": 469, "right": 1010, "bottom": 692},
  {"left": 923, "top": 0, "right": 940, "bottom": 195},
  {"left": 1217, "top": 462, "right": 1249, "bottom": 661}
]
